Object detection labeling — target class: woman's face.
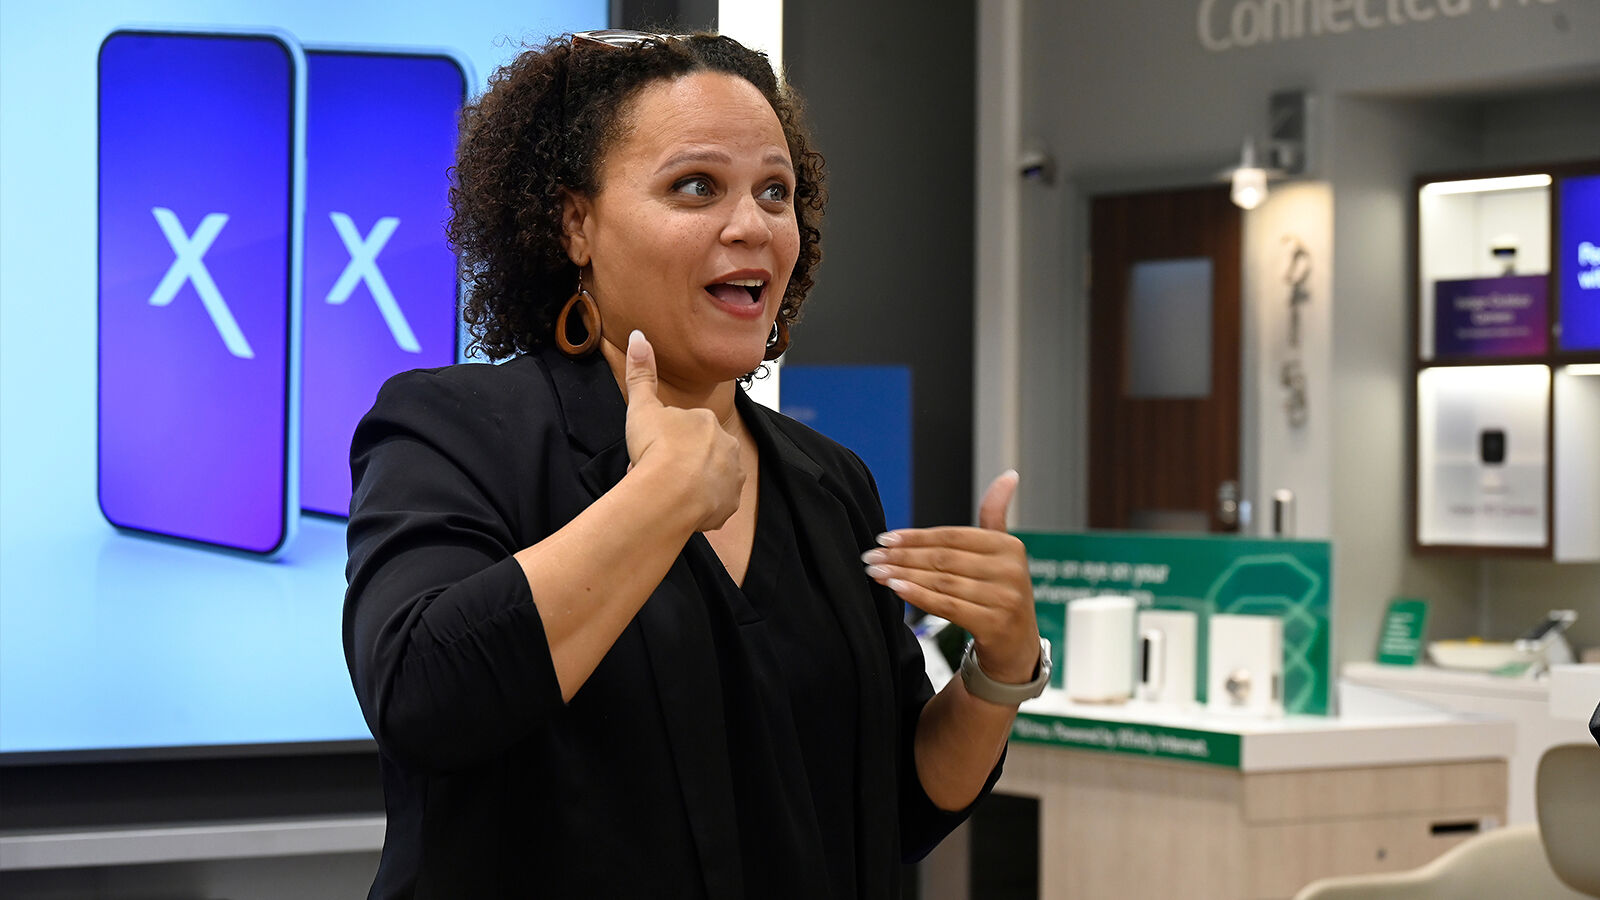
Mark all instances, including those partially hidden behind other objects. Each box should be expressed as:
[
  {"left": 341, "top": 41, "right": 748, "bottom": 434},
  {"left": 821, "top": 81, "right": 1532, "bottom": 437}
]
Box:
[{"left": 563, "top": 71, "right": 800, "bottom": 389}]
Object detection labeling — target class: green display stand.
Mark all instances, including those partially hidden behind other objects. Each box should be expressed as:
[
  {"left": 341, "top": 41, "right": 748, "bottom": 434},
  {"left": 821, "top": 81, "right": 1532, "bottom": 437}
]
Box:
[{"left": 1019, "top": 532, "right": 1333, "bottom": 716}]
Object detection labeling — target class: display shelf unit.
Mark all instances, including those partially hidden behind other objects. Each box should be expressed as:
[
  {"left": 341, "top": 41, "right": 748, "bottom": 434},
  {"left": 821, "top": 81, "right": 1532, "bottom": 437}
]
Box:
[{"left": 1410, "top": 160, "right": 1600, "bottom": 560}]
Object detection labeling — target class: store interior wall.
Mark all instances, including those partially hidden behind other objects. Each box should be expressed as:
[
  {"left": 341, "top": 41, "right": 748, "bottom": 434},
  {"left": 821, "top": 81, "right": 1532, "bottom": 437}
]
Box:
[
  {"left": 1004, "top": 0, "right": 1600, "bottom": 667},
  {"left": 1328, "top": 87, "right": 1600, "bottom": 653},
  {"left": 783, "top": 0, "right": 977, "bottom": 529},
  {"left": 1323, "top": 94, "right": 1485, "bottom": 660},
  {"left": 1242, "top": 180, "right": 1334, "bottom": 542},
  {"left": 1469, "top": 85, "right": 1600, "bottom": 650}
]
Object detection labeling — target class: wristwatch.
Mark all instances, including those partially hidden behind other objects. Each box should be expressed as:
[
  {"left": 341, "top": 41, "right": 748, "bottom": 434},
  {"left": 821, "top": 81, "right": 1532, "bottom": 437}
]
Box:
[{"left": 960, "top": 636, "right": 1052, "bottom": 706}]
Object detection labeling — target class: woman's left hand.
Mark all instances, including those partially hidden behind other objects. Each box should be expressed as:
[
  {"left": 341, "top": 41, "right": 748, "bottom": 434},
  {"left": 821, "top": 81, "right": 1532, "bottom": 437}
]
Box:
[{"left": 862, "top": 471, "right": 1041, "bottom": 685}]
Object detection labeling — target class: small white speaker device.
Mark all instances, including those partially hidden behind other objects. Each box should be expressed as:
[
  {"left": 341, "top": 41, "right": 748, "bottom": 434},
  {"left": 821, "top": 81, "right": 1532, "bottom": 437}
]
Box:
[
  {"left": 1206, "top": 613, "right": 1284, "bottom": 717},
  {"left": 1065, "top": 595, "right": 1137, "bottom": 704},
  {"left": 1136, "top": 609, "right": 1197, "bottom": 707}
]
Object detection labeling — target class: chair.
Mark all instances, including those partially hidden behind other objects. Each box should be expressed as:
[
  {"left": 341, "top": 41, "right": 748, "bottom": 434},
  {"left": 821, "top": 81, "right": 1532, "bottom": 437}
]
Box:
[
  {"left": 1290, "top": 823, "right": 1588, "bottom": 900},
  {"left": 1536, "top": 743, "right": 1600, "bottom": 897}
]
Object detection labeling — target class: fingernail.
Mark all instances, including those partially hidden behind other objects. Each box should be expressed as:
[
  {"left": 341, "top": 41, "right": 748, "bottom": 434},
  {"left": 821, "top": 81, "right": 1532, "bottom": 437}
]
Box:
[
  {"left": 1003, "top": 468, "right": 1020, "bottom": 482},
  {"left": 860, "top": 549, "right": 887, "bottom": 564},
  {"left": 865, "top": 564, "right": 892, "bottom": 579},
  {"left": 628, "top": 329, "right": 645, "bottom": 356},
  {"left": 887, "top": 578, "right": 912, "bottom": 593},
  {"left": 875, "top": 532, "right": 901, "bottom": 547}
]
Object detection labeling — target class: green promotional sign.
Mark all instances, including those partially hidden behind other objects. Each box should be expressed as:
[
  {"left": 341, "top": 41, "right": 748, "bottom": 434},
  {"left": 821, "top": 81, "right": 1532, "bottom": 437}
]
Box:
[
  {"left": 1011, "top": 713, "right": 1242, "bottom": 768},
  {"left": 1019, "top": 532, "right": 1333, "bottom": 716},
  {"left": 1376, "top": 598, "right": 1429, "bottom": 666}
]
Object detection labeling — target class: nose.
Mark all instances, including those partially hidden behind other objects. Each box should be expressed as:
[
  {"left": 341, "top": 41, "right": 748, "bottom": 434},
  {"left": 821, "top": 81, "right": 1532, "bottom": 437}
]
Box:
[{"left": 720, "top": 192, "right": 773, "bottom": 247}]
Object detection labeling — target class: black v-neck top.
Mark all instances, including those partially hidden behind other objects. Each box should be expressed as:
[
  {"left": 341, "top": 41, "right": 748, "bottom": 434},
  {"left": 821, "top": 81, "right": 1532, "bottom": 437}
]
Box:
[{"left": 685, "top": 421, "right": 860, "bottom": 899}]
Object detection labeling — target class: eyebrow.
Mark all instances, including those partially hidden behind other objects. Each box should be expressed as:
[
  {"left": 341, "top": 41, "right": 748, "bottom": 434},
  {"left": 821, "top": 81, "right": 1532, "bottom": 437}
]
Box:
[{"left": 655, "top": 148, "right": 794, "bottom": 175}]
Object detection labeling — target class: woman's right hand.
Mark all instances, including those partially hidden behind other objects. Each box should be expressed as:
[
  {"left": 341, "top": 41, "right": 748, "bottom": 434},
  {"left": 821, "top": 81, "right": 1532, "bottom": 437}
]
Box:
[{"left": 623, "top": 330, "right": 744, "bottom": 533}]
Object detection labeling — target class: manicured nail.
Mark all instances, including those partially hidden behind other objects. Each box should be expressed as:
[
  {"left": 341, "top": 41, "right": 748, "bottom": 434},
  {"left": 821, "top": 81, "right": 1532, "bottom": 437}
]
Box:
[
  {"left": 860, "top": 549, "right": 887, "bottom": 564},
  {"left": 865, "top": 565, "right": 892, "bottom": 580},
  {"left": 887, "top": 578, "right": 913, "bottom": 593},
  {"left": 875, "top": 532, "right": 901, "bottom": 547}
]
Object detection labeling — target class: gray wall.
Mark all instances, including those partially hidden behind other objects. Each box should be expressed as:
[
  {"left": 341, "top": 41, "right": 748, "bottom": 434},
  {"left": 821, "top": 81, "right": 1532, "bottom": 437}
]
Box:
[
  {"left": 783, "top": 0, "right": 977, "bottom": 528},
  {"left": 1323, "top": 95, "right": 1484, "bottom": 658},
  {"left": 1006, "top": 0, "right": 1600, "bottom": 664}
]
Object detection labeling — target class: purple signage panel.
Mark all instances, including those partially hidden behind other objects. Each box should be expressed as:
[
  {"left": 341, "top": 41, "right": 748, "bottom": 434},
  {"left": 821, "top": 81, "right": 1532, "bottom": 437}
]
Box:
[
  {"left": 1558, "top": 173, "right": 1600, "bottom": 352},
  {"left": 300, "top": 51, "right": 465, "bottom": 517},
  {"left": 97, "top": 31, "right": 302, "bottom": 554},
  {"left": 1433, "top": 275, "right": 1548, "bottom": 359}
]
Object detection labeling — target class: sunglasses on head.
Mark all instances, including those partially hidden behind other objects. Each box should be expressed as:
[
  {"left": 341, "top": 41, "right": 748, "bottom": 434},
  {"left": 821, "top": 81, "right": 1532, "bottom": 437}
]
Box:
[{"left": 571, "top": 29, "right": 692, "bottom": 50}]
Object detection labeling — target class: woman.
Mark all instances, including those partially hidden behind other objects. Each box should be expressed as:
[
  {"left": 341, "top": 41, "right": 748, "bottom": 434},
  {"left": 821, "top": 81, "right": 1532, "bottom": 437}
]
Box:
[{"left": 344, "top": 30, "right": 1045, "bottom": 899}]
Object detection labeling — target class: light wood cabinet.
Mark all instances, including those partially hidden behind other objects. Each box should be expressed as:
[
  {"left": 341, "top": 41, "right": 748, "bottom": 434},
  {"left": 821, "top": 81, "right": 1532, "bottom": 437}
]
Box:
[{"left": 997, "top": 743, "right": 1506, "bottom": 900}]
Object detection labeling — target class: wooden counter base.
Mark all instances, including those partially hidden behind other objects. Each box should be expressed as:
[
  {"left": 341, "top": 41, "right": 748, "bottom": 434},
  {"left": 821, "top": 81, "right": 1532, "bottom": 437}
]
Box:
[{"left": 996, "top": 742, "right": 1507, "bottom": 900}]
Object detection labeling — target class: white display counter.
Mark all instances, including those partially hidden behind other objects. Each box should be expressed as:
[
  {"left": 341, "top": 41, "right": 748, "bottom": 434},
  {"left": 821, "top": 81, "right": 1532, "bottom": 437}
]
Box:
[{"left": 1343, "top": 661, "right": 1596, "bottom": 824}]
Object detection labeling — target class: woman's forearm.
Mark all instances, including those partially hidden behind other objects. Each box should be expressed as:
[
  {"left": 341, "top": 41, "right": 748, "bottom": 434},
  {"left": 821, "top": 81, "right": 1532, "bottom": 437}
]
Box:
[
  {"left": 912, "top": 675, "right": 1018, "bottom": 811},
  {"left": 514, "top": 459, "right": 709, "bottom": 703}
]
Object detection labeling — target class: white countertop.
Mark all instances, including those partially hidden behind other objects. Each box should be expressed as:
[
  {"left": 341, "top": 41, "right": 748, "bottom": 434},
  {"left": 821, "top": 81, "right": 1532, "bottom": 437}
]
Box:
[
  {"left": 1016, "top": 689, "right": 1513, "bottom": 772},
  {"left": 1343, "top": 661, "right": 1551, "bottom": 700}
]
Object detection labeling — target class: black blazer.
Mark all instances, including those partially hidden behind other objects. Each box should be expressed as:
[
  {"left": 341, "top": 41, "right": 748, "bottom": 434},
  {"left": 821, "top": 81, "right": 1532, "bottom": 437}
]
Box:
[{"left": 344, "top": 348, "right": 993, "bottom": 899}]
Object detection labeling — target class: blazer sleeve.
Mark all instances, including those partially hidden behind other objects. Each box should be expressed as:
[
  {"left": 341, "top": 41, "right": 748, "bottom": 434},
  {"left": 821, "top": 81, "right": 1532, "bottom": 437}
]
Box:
[
  {"left": 343, "top": 366, "right": 568, "bottom": 773},
  {"left": 833, "top": 450, "right": 1006, "bottom": 862}
]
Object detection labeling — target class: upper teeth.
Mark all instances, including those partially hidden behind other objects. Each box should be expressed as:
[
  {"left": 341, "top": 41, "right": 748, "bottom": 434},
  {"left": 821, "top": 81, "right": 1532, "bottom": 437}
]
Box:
[{"left": 725, "top": 279, "right": 764, "bottom": 287}]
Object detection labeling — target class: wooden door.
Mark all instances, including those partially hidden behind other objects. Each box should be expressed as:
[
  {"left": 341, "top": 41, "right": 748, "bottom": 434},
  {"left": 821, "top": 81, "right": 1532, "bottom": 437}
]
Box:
[{"left": 1088, "top": 186, "right": 1242, "bottom": 532}]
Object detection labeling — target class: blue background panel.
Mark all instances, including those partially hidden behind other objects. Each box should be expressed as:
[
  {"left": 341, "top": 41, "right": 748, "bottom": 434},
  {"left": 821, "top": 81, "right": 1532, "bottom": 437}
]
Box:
[{"left": 780, "top": 365, "right": 913, "bottom": 531}]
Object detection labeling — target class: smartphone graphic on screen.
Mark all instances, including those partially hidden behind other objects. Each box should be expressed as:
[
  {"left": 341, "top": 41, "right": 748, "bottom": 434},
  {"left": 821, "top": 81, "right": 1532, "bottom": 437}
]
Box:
[
  {"left": 97, "top": 29, "right": 306, "bottom": 555},
  {"left": 300, "top": 49, "right": 468, "bottom": 517}
]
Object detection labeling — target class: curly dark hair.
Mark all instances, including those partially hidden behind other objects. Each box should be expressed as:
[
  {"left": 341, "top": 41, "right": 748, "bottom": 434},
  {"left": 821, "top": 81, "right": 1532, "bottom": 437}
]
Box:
[{"left": 447, "top": 32, "right": 826, "bottom": 361}]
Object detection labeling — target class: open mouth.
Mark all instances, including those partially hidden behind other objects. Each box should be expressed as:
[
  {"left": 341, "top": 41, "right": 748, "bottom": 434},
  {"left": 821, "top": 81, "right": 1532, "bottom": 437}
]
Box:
[{"left": 705, "top": 277, "right": 766, "bottom": 307}]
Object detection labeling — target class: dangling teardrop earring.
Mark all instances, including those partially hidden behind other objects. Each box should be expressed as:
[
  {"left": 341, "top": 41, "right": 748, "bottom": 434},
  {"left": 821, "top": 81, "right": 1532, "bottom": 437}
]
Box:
[
  {"left": 764, "top": 317, "right": 790, "bottom": 361},
  {"left": 556, "top": 275, "right": 602, "bottom": 358}
]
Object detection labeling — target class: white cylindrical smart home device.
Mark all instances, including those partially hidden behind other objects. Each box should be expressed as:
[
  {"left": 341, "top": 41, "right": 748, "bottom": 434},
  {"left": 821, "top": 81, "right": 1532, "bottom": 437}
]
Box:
[{"left": 1065, "top": 595, "right": 1137, "bottom": 703}]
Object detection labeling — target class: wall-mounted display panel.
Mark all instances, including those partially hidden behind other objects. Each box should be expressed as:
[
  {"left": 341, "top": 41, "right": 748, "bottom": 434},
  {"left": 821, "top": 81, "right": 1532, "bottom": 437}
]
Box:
[
  {"left": 0, "top": 0, "right": 608, "bottom": 763},
  {"left": 1416, "top": 365, "right": 1548, "bottom": 548},
  {"left": 1557, "top": 174, "right": 1600, "bottom": 352},
  {"left": 1553, "top": 365, "right": 1600, "bottom": 561},
  {"left": 1412, "top": 163, "right": 1599, "bottom": 559},
  {"left": 1417, "top": 175, "right": 1550, "bottom": 362}
]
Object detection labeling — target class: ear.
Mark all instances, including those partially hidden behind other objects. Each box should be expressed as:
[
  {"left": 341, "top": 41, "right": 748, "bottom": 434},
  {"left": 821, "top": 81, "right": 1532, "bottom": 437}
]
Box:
[{"left": 559, "top": 188, "right": 594, "bottom": 267}]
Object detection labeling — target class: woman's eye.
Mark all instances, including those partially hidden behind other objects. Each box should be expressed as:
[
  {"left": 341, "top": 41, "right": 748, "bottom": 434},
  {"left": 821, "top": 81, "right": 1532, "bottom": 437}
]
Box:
[
  {"left": 674, "top": 177, "right": 713, "bottom": 198},
  {"left": 760, "top": 182, "right": 790, "bottom": 203}
]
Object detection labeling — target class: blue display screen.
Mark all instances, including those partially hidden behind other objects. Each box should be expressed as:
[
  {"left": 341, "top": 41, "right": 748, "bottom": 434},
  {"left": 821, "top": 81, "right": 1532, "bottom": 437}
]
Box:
[
  {"left": 1558, "top": 173, "right": 1600, "bottom": 352},
  {"left": 0, "top": 1, "right": 606, "bottom": 760}
]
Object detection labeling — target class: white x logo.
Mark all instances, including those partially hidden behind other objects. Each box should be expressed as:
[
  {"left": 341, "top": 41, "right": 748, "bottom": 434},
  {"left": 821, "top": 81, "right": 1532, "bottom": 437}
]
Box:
[
  {"left": 148, "top": 207, "right": 254, "bottom": 359},
  {"left": 327, "top": 213, "right": 419, "bottom": 353}
]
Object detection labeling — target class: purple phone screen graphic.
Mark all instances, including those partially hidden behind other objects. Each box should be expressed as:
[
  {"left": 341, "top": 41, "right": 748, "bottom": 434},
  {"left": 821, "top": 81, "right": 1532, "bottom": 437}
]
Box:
[
  {"left": 301, "top": 51, "right": 465, "bottom": 517},
  {"left": 98, "top": 31, "right": 300, "bottom": 554}
]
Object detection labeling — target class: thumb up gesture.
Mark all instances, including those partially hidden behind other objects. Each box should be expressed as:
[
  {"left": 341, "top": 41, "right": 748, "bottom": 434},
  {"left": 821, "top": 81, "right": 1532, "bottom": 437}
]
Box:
[
  {"left": 861, "top": 471, "right": 1041, "bottom": 686},
  {"left": 623, "top": 331, "right": 744, "bottom": 533}
]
